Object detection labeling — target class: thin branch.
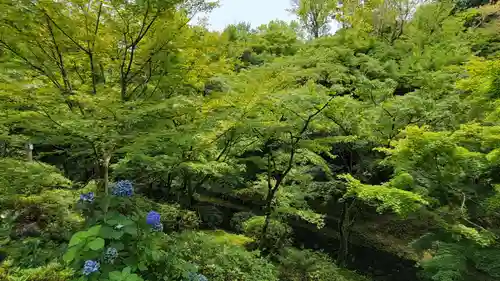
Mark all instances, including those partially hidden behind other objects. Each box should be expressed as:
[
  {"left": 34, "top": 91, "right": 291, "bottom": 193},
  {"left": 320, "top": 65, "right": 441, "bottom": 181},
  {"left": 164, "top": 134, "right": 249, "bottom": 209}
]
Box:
[
  {"left": 298, "top": 95, "right": 335, "bottom": 137},
  {"left": 43, "top": 11, "right": 89, "bottom": 53},
  {"left": 46, "top": 16, "right": 72, "bottom": 93},
  {"left": 0, "top": 40, "right": 62, "bottom": 89}
]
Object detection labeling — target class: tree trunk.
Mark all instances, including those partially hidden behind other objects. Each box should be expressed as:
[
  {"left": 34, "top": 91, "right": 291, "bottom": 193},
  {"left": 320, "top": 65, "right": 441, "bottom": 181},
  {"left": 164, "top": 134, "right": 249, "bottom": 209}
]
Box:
[
  {"left": 102, "top": 154, "right": 111, "bottom": 195},
  {"left": 337, "top": 200, "right": 354, "bottom": 266},
  {"left": 260, "top": 186, "right": 278, "bottom": 250},
  {"left": 25, "top": 142, "right": 33, "bottom": 162},
  {"left": 182, "top": 174, "right": 193, "bottom": 207}
]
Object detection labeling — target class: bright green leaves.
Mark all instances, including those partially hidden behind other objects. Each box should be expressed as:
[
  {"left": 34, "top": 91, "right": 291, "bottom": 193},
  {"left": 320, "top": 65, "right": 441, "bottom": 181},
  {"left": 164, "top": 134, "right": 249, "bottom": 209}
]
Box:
[
  {"left": 88, "top": 238, "right": 105, "bottom": 251},
  {"left": 449, "top": 224, "right": 496, "bottom": 247},
  {"left": 64, "top": 225, "right": 105, "bottom": 263},
  {"left": 63, "top": 246, "right": 80, "bottom": 264},
  {"left": 382, "top": 126, "right": 489, "bottom": 200},
  {"left": 68, "top": 230, "right": 91, "bottom": 248},
  {"left": 102, "top": 212, "right": 137, "bottom": 239},
  {"left": 88, "top": 225, "right": 103, "bottom": 237},
  {"left": 340, "top": 174, "right": 427, "bottom": 217},
  {"left": 457, "top": 57, "right": 500, "bottom": 120}
]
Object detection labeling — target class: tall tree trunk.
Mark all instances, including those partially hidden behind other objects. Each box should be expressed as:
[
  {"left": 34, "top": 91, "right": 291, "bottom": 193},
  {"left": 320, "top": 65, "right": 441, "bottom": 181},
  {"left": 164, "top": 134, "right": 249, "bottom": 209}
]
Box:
[
  {"left": 25, "top": 141, "right": 33, "bottom": 162},
  {"left": 260, "top": 186, "right": 278, "bottom": 250},
  {"left": 182, "top": 173, "right": 193, "bottom": 207},
  {"left": 102, "top": 154, "right": 111, "bottom": 195},
  {"left": 163, "top": 173, "right": 173, "bottom": 199},
  {"left": 337, "top": 199, "right": 355, "bottom": 266}
]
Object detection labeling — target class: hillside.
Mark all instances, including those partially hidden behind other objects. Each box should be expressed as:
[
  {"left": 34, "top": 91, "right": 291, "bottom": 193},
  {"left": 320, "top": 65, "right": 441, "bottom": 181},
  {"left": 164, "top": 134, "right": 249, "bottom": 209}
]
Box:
[{"left": 1, "top": 1, "right": 500, "bottom": 281}]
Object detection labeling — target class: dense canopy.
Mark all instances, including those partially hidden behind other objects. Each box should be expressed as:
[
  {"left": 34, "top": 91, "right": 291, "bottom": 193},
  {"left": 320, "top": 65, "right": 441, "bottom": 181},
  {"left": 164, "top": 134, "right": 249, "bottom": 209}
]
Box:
[{"left": 1, "top": 0, "right": 500, "bottom": 281}]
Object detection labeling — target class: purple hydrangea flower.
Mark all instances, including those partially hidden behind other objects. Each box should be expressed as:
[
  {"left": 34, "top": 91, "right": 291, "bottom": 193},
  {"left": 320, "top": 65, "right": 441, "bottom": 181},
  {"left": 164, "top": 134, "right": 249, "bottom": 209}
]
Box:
[
  {"left": 82, "top": 260, "right": 99, "bottom": 275},
  {"left": 146, "top": 211, "right": 161, "bottom": 226},
  {"left": 146, "top": 211, "right": 163, "bottom": 231},
  {"left": 79, "top": 192, "right": 95, "bottom": 203},
  {"left": 112, "top": 180, "right": 133, "bottom": 197}
]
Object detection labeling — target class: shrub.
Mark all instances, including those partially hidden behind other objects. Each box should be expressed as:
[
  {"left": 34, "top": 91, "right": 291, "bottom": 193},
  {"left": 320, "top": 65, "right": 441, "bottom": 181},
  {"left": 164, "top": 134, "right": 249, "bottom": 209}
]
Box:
[
  {"left": 197, "top": 205, "right": 224, "bottom": 229},
  {"left": 166, "top": 231, "right": 279, "bottom": 281},
  {"left": 133, "top": 196, "right": 200, "bottom": 231},
  {"left": 2, "top": 238, "right": 67, "bottom": 268},
  {"left": 277, "top": 248, "right": 351, "bottom": 281},
  {"left": 0, "top": 261, "right": 74, "bottom": 281},
  {"left": 2, "top": 189, "right": 83, "bottom": 240},
  {"left": 0, "top": 158, "right": 71, "bottom": 196},
  {"left": 243, "top": 216, "right": 292, "bottom": 253},
  {"left": 0, "top": 189, "right": 83, "bottom": 267},
  {"left": 230, "top": 211, "right": 255, "bottom": 233},
  {"left": 202, "top": 230, "right": 254, "bottom": 246},
  {"left": 63, "top": 180, "right": 205, "bottom": 281}
]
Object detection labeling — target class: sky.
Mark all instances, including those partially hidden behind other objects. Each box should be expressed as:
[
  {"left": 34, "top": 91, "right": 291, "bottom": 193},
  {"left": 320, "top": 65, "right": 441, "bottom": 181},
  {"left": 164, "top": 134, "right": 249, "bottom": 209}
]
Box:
[{"left": 202, "top": 0, "right": 295, "bottom": 31}]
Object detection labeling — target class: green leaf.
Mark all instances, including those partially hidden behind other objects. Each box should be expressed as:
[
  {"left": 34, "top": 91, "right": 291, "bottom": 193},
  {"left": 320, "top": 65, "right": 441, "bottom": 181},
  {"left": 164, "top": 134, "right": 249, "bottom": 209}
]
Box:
[
  {"left": 63, "top": 246, "right": 79, "bottom": 263},
  {"left": 122, "top": 267, "right": 132, "bottom": 275},
  {"left": 124, "top": 225, "right": 137, "bottom": 236},
  {"left": 108, "top": 271, "right": 122, "bottom": 281},
  {"left": 106, "top": 219, "right": 119, "bottom": 226},
  {"left": 100, "top": 225, "right": 124, "bottom": 240},
  {"left": 123, "top": 256, "right": 138, "bottom": 268},
  {"left": 151, "top": 250, "right": 163, "bottom": 261},
  {"left": 88, "top": 225, "right": 102, "bottom": 236},
  {"left": 137, "top": 262, "right": 147, "bottom": 271},
  {"left": 68, "top": 231, "right": 88, "bottom": 247},
  {"left": 110, "top": 242, "right": 125, "bottom": 251},
  {"left": 122, "top": 218, "right": 135, "bottom": 226},
  {"left": 111, "top": 230, "right": 124, "bottom": 240},
  {"left": 99, "top": 225, "right": 115, "bottom": 238},
  {"left": 127, "top": 274, "right": 144, "bottom": 281},
  {"left": 88, "top": 237, "right": 105, "bottom": 250}
]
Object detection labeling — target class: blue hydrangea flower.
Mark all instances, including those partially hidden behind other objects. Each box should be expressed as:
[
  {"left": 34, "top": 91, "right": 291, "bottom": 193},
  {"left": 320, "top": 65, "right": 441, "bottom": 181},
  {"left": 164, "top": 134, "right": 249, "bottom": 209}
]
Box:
[
  {"left": 82, "top": 260, "right": 99, "bottom": 276},
  {"left": 112, "top": 180, "right": 133, "bottom": 197},
  {"left": 104, "top": 247, "right": 118, "bottom": 264},
  {"left": 79, "top": 192, "right": 95, "bottom": 203},
  {"left": 188, "top": 272, "right": 208, "bottom": 281},
  {"left": 146, "top": 211, "right": 161, "bottom": 226}
]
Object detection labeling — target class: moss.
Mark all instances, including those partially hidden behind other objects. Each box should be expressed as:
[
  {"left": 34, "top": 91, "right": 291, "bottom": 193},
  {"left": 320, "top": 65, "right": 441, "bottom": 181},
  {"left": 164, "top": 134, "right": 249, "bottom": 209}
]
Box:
[
  {"left": 0, "top": 261, "right": 74, "bottom": 281},
  {"left": 202, "top": 229, "right": 254, "bottom": 246}
]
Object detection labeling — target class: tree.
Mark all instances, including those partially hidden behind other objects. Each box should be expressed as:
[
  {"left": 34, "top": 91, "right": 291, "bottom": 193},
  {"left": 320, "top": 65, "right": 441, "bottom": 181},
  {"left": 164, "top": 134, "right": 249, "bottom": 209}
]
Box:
[
  {"left": 0, "top": 0, "right": 218, "bottom": 193},
  {"left": 289, "top": 0, "right": 335, "bottom": 38}
]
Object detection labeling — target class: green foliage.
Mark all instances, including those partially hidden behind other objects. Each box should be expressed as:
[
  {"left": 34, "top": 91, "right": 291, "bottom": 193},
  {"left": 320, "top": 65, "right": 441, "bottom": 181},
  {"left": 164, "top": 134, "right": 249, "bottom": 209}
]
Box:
[
  {"left": 166, "top": 231, "right": 279, "bottom": 281},
  {"left": 133, "top": 196, "right": 200, "bottom": 231},
  {"left": 0, "top": 158, "right": 71, "bottom": 196},
  {"left": 63, "top": 191, "right": 180, "bottom": 281},
  {"left": 243, "top": 216, "right": 293, "bottom": 252},
  {"left": 1, "top": 1, "right": 500, "bottom": 281},
  {"left": 418, "top": 241, "right": 500, "bottom": 281},
  {"left": 340, "top": 173, "right": 427, "bottom": 216},
  {"left": 196, "top": 205, "right": 224, "bottom": 229},
  {"left": 277, "top": 247, "right": 352, "bottom": 281},
  {"left": 202, "top": 230, "right": 254, "bottom": 246},
  {"left": 0, "top": 262, "right": 74, "bottom": 281},
  {"left": 230, "top": 211, "right": 255, "bottom": 233}
]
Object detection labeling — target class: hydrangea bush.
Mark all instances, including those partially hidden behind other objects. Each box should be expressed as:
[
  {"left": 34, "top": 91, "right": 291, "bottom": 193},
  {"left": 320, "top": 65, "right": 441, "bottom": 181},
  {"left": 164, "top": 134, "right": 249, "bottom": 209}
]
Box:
[
  {"left": 66, "top": 180, "right": 207, "bottom": 281},
  {"left": 112, "top": 181, "right": 134, "bottom": 197}
]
